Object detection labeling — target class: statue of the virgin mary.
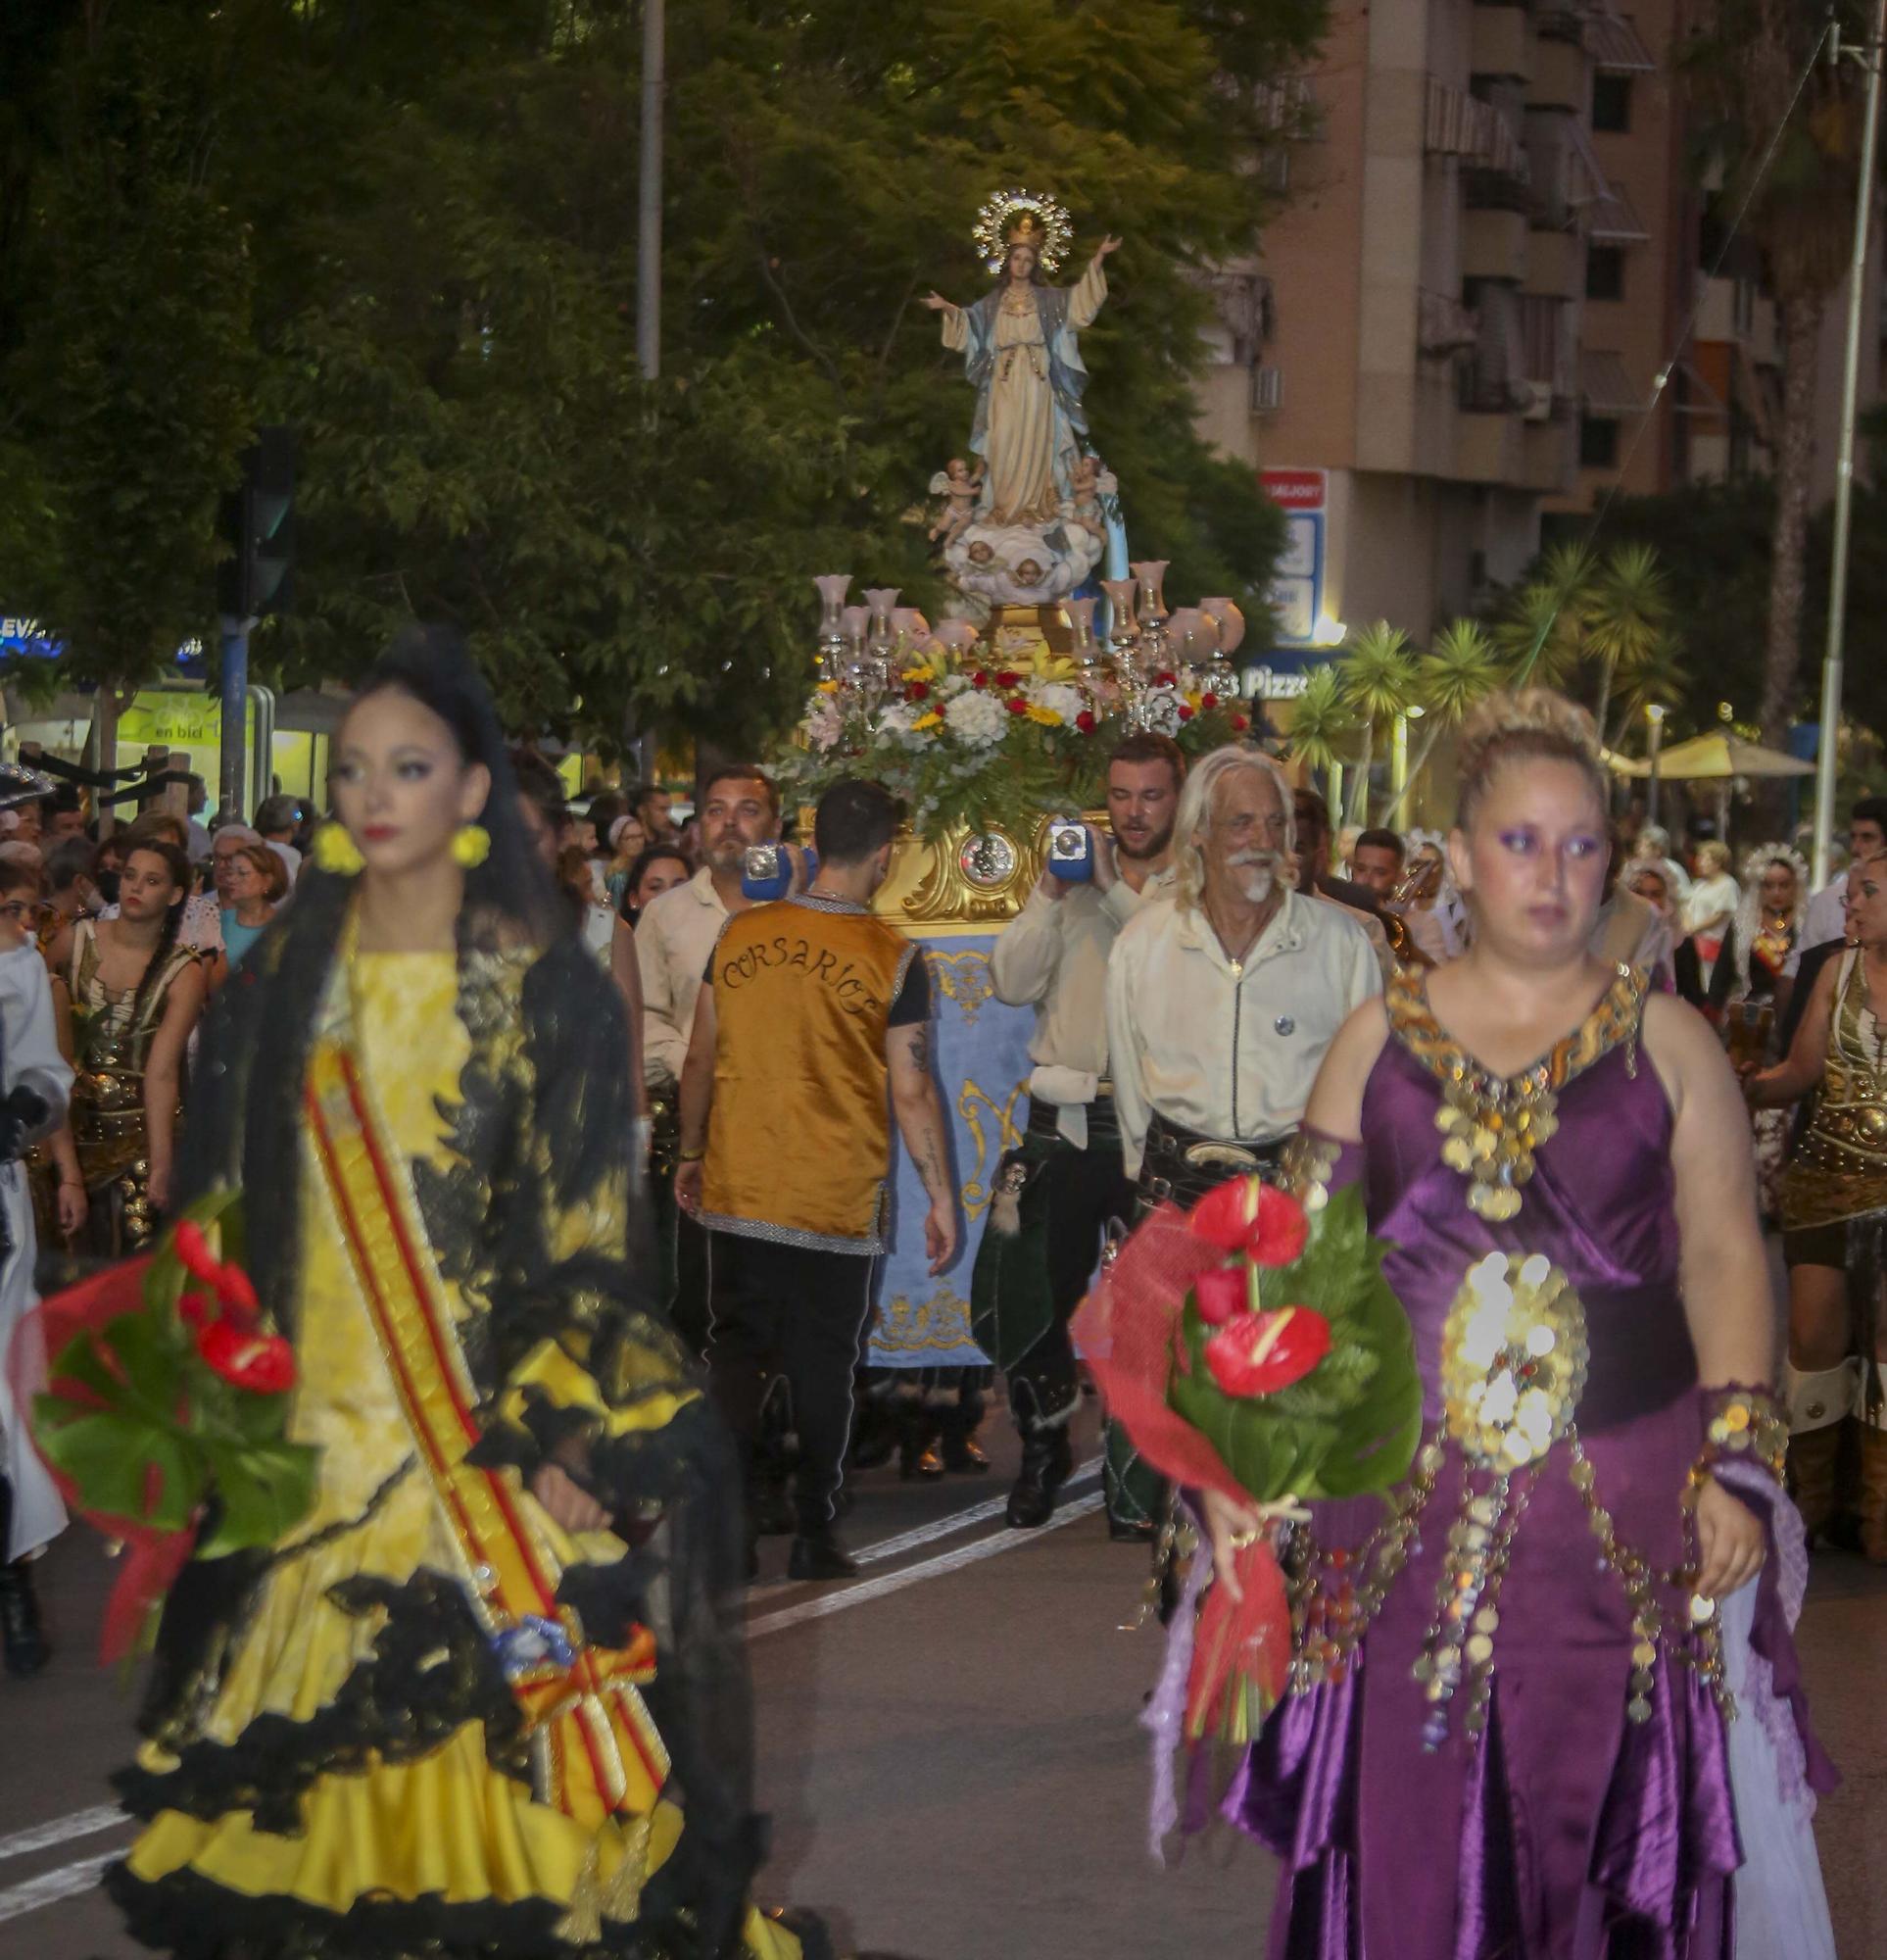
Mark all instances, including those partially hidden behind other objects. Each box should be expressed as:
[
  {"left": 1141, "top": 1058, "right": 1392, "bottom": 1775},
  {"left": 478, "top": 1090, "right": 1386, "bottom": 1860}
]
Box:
[{"left": 923, "top": 190, "right": 1120, "bottom": 533}]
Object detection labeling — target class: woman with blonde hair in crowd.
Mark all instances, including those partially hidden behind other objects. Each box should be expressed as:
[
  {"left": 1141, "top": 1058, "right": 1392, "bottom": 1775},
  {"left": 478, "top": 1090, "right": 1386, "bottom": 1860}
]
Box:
[
  {"left": 1205, "top": 687, "right": 1834, "bottom": 1956},
  {"left": 1683, "top": 838, "right": 1740, "bottom": 990},
  {"left": 218, "top": 840, "right": 288, "bottom": 969}
]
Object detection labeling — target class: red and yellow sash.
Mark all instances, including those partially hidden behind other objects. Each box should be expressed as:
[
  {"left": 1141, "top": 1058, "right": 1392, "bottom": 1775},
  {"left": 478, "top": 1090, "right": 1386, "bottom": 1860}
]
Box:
[{"left": 305, "top": 1038, "right": 670, "bottom": 1830}]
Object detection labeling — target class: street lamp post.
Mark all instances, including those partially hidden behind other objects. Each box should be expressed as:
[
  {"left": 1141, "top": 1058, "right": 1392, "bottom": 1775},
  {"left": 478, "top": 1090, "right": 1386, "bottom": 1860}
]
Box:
[
  {"left": 636, "top": 0, "right": 664, "bottom": 383},
  {"left": 1646, "top": 702, "right": 1666, "bottom": 831},
  {"left": 1813, "top": 0, "right": 1887, "bottom": 888}
]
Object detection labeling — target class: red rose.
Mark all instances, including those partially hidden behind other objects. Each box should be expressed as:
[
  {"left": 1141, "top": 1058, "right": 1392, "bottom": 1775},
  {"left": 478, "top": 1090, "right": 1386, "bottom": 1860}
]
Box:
[
  {"left": 905, "top": 680, "right": 931, "bottom": 703},
  {"left": 1153, "top": 670, "right": 1178, "bottom": 688},
  {"left": 1201, "top": 693, "right": 1219, "bottom": 710},
  {"left": 995, "top": 669, "right": 1021, "bottom": 689},
  {"left": 971, "top": 670, "right": 990, "bottom": 689},
  {"left": 1231, "top": 714, "right": 1250, "bottom": 732},
  {"left": 1006, "top": 697, "right": 1029, "bottom": 714},
  {"left": 1204, "top": 1306, "right": 1331, "bottom": 1398},
  {"left": 1188, "top": 1177, "right": 1310, "bottom": 1266},
  {"left": 1076, "top": 710, "right": 1096, "bottom": 734},
  {"left": 193, "top": 1319, "right": 296, "bottom": 1395},
  {"left": 1177, "top": 704, "right": 1194, "bottom": 721},
  {"left": 1192, "top": 1267, "right": 1251, "bottom": 1327}
]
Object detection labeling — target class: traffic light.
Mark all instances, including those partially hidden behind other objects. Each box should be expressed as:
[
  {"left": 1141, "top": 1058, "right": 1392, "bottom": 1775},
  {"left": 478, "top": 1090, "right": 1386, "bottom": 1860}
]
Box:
[{"left": 217, "top": 426, "right": 294, "bottom": 619}]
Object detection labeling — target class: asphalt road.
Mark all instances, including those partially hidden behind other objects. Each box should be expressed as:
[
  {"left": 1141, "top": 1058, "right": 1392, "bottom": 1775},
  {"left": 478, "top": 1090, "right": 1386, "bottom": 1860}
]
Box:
[{"left": 2, "top": 1413, "right": 1883, "bottom": 1960}]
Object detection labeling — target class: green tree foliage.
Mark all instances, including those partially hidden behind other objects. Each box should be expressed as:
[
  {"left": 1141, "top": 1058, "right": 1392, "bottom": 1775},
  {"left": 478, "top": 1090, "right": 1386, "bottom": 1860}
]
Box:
[
  {"left": 1, "top": 0, "right": 1325, "bottom": 750},
  {"left": 1334, "top": 621, "right": 1418, "bottom": 826}
]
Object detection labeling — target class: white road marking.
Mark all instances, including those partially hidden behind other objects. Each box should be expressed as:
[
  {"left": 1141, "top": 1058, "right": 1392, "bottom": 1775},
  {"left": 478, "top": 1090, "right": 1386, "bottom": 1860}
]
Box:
[
  {"left": 745, "top": 1459, "right": 1101, "bottom": 1602},
  {"left": 748, "top": 1491, "right": 1107, "bottom": 1640},
  {"left": 0, "top": 1848, "right": 121, "bottom": 1925},
  {"left": 0, "top": 1804, "right": 125, "bottom": 1866}
]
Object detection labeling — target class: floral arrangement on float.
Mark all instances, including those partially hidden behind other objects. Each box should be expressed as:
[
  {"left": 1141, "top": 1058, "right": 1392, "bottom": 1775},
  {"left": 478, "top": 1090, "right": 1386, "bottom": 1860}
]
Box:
[
  {"left": 19, "top": 1194, "right": 315, "bottom": 1659},
  {"left": 1071, "top": 1170, "right": 1421, "bottom": 1768},
  {"left": 774, "top": 566, "right": 1260, "bottom": 845}
]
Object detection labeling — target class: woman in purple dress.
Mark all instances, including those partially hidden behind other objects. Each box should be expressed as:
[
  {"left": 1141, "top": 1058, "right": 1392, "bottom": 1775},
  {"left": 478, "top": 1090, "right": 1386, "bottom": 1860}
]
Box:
[{"left": 1202, "top": 692, "right": 1833, "bottom": 1957}]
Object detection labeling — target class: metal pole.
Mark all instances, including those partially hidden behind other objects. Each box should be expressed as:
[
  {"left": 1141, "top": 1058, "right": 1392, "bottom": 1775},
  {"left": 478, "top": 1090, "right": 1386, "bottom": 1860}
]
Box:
[
  {"left": 1812, "top": 0, "right": 1886, "bottom": 888},
  {"left": 1646, "top": 704, "right": 1665, "bottom": 830},
  {"left": 218, "top": 615, "right": 250, "bottom": 820},
  {"left": 636, "top": 0, "right": 664, "bottom": 382}
]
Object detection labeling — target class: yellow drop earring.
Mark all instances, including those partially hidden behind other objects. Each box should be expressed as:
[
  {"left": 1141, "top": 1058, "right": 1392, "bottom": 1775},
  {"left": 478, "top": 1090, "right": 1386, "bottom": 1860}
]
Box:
[
  {"left": 452, "top": 823, "right": 492, "bottom": 869},
  {"left": 312, "top": 821, "right": 364, "bottom": 876}
]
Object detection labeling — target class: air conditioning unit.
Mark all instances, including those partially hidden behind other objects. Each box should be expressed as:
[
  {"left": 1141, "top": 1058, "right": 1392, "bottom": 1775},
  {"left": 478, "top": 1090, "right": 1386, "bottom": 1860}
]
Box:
[
  {"left": 1251, "top": 365, "right": 1284, "bottom": 414},
  {"left": 1517, "top": 379, "right": 1554, "bottom": 421}
]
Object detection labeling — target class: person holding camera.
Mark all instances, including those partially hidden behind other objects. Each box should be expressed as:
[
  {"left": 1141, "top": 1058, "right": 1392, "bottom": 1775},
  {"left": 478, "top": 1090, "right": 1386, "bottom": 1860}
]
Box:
[
  {"left": 675, "top": 780, "right": 958, "bottom": 1581},
  {"left": 971, "top": 732, "right": 1185, "bottom": 1529},
  {"left": 624, "top": 763, "right": 787, "bottom": 1351}
]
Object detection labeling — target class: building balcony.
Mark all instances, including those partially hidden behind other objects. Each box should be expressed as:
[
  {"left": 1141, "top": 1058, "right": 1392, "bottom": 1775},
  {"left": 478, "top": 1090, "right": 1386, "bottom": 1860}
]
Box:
[
  {"left": 1524, "top": 228, "right": 1584, "bottom": 301},
  {"left": 1696, "top": 274, "right": 1757, "bottom": 348},
  {"left": 1527, "top": 36, "right": 1589, "bottom": 115},
  {"left": 1463, "top": 207, "right": 1530, "bottom": 283},
  {"left": 1471, "top": 6, "right": 1534, "bottom": 83},
  {"left": 1521, "top": 416, "right": 1576, "bottom": 493}
]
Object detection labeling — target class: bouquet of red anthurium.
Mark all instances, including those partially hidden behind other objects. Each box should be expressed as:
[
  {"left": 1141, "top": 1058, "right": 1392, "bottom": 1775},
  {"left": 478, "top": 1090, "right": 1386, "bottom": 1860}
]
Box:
[
  {"left": 19, "top": 1193, "right": 316, "bottom": 1660},
  {"left": 1073, "top": 1174, "right": 1421, "bottom": 1743}
]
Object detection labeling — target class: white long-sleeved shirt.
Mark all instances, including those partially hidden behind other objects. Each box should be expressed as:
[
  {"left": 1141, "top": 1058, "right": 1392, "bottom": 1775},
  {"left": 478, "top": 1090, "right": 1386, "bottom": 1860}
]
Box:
[
  {"left": 1784, "top": 874, "right": 1848, "bottom": 980},
  {"left": 635, "top": 866, "right": 728, "bottom": 1091},
  {"left": 1105, "top": 888, "right": 1382, "bottom": 1178}
]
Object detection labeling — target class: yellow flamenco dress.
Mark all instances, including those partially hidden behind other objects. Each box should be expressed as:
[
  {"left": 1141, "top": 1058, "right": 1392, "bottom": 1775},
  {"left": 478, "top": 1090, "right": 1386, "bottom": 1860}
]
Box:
[{"left": 112, "top": 950, "right": 800, "bottom": 1959}]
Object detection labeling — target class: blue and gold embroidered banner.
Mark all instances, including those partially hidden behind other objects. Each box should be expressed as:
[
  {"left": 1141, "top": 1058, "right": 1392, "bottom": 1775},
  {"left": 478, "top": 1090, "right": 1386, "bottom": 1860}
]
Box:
[{"left": 868, "top": 931, "right": 1033, "bottom": 1368}]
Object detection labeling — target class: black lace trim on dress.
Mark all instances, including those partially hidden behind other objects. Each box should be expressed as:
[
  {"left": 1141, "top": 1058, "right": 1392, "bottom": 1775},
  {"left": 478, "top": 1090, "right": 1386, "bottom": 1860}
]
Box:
[{"left": 117, "top": 1570, "right": 531, "bottom": 1835}]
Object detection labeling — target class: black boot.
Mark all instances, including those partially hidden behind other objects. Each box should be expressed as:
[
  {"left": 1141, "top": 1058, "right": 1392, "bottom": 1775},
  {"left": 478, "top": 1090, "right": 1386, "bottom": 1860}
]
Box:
[
  {"left": 787, "top": 1530, "right": 858, "bottom": 1582},
  {"left": 0, "top": 1479, "right": 48, "bottom": 1678},
  {"left": 1006, "top": 1427, "right": 1073, "bottom": 1529}
]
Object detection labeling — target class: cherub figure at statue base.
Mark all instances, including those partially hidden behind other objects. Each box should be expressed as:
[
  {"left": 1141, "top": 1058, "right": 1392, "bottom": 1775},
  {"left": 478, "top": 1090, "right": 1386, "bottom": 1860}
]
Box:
[
  {"left": 944, "top": 511, "right": 1105, "bottom": 607},
  {"left": 928, "top": 459, "right": 986, "bottom": 546}
]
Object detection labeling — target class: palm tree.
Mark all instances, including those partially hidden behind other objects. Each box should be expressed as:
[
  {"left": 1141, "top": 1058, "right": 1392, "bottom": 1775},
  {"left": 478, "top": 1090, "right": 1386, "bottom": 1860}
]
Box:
[
  {"left": 1684, "top": 4, "right": 1864, "bottom": 763},
  {"left": 1286, "top": 662, "right": 1357, "bottom": 811},
  {"left": 1494, "top": 543, "right": 1592, "bottom": 691},
  {"left": 1585, "top": 544, "right": 1671, "bottom": 748},
  {"left": 1380, "top": 618, "right": 1504, "bottom": 826},
  {"left": 1615, "top": 628, "right": 1691, "bottom": 733},
  {"left": 1336, "top": 620, "right": 1419, "bottom": 826}
]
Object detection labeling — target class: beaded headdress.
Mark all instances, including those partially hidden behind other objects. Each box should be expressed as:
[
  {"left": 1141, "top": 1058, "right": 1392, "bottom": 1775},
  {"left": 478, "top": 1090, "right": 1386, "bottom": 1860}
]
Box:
[{"left": 972, "top": 187, "right": 1074, "bottom": 276}]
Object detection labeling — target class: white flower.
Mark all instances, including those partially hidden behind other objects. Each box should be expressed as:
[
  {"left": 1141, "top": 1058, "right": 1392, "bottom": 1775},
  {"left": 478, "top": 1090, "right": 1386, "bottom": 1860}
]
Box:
[
  {"left": 1026, "top": 680, "right": 1084, "bottom": 725},
  {"left": 944, "top": 688, "right": 1009, "bottom": 749},
  {"left": 805, "top": 696, "right": 845, "bottom": 753},
  {"left": 936, "top": 671, "right": 973, "bottom": 699}
]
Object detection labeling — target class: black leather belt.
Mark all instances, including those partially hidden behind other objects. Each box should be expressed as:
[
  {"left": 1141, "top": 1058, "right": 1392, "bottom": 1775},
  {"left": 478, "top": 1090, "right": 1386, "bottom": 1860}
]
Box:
[
  {"left": 1138, "top": 1111, "right": 1287, "bottom": 1207},
  {"left": 1027, "top": 1091, "right": 1121, "bottom": 1146}
]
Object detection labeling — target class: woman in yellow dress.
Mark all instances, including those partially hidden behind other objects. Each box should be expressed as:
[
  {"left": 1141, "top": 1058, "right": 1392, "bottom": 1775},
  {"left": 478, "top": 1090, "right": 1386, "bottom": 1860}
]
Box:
[{"left": 108, "top": 630, "right": 814, "bottom": 1959}]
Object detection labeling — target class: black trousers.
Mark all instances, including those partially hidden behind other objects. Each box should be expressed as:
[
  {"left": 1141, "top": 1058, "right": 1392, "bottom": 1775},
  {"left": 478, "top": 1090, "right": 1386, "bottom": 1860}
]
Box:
[
  {"left": 705, "top": 1230, "right": 877, "bottom": 1534},
  {"left": 1013, "top": 1123, "right": 1136, "bottom": 1435}
]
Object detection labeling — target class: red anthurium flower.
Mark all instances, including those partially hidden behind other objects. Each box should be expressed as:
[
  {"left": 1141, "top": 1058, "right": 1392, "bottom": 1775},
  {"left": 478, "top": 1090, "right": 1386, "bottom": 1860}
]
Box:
[
  {"left": 1204, "top": 1306, "right": 1331, "bottom": 1398},
  {"left": 1201, "top": 692, "right": 1219, "bottom": 710},
  {"left": 1188, "top": 1178, "right": 1310, "bottom": 1266},
  {"left": 1192, "top": 1267, "right": 1250, "bottom": 1327},
  {"left": 172, "top": 1220, "right": 219, "bottom": 1286},
  {"left": 178, "top": 1291, "right": 212, "bottom": 1329},
  {"left": 1006, "top": 697, "right": 1029, "bottom": 714},
  {"left": 1177, "top": 704, "right": 1194, "bottom": 722},
  {"left": 971, "top": 670, "right": 990, "bottom": 689},
  {"left": 994, "top": 668, "right": 1021, "bottom": 689},
  {"left": 194, "top": 1319, "right": 296, "bottom": 1395},
  {"left": 1076, "top": 710, "right": 1096, "bottom": 734},
  {"left": 214, "top": 1263, "right": 260, "bottom": 1324}
]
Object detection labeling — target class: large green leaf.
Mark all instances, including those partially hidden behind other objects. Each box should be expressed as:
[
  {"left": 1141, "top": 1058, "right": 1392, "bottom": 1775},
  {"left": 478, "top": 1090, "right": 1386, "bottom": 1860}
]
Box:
[{"left": 196, "top": 1441, "right": 320, "bottom": 1557}]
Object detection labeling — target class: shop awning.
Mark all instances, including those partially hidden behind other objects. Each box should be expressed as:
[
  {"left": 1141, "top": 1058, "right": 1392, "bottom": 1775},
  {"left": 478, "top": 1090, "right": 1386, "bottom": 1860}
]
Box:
[{"left": 1587, "top": 8, "right": 1657, "bottom": 74}]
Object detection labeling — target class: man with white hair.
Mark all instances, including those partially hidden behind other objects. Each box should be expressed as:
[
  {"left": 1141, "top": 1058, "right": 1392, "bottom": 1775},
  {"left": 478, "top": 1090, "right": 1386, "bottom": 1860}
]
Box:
[{"left": 1102, "top": 744, "right": 1382, "bottom": 1534}]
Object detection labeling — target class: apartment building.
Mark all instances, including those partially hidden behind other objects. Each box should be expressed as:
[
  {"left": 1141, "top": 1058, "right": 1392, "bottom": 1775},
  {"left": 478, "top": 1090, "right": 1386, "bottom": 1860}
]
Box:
[{"left": 1194, "top": 1, "right": 1880, "bottom": 645}]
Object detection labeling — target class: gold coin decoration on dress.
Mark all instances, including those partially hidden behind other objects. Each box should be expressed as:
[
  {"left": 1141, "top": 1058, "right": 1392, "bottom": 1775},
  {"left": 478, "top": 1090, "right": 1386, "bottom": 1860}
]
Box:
[
  {"left": 1439, "top": 1250, "right": 1588, "bottom": 1469},
  {"left": 1433, "top": 1078, "right": 1561, "bottom": 1221}
]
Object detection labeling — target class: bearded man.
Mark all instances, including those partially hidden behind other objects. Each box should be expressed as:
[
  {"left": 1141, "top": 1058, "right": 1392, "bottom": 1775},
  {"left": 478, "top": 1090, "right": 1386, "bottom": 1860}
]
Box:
[
  {"left": 1102, "top": 745, "right": 1381, "bottom": 1533},
  {"left": 970, "top": 733, "right": 1185, "bottom": 1528}
]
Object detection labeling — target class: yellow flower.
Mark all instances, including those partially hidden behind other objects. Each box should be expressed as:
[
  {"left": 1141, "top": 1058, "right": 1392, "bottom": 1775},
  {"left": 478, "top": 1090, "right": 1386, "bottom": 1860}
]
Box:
[
  {"left": 902, "top": 663, "right": 937, "bottom": 684},
  {"left": 816, "top": 680, "right": 839, "bottom": 695},
  {"left": 1030, "top": 650, "right": 1079, "bottom": 683},
  {"left": 1185, "top": 691, "right": 1203, "bottom": 712},
  {"left": 1026, "top": 705, "right": 1063, "bottom": 727},
  {"left": 911, "top": 711, "right": 944, "bottom": 731}
]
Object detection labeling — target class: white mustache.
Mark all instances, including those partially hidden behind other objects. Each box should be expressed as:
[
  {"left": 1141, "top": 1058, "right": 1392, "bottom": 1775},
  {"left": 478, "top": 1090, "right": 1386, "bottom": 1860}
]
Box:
[{"left": 1226, "top": 849, "right": 1279, "bottom": 869}]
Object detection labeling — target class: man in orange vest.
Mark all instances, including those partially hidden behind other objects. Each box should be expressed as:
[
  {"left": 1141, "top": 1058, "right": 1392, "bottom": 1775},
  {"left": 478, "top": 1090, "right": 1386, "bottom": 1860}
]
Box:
[{"left": 675, "top": 780, "right": 958, "bottom": 1580}]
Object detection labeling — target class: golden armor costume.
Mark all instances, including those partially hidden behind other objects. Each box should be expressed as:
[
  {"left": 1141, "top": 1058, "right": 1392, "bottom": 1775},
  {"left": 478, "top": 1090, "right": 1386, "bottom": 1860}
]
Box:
[{"left": 68, "top": 918, "right": 199, "bottom": 1255}]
